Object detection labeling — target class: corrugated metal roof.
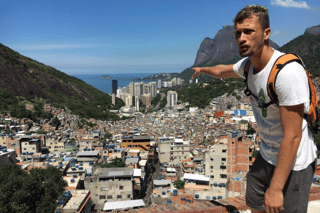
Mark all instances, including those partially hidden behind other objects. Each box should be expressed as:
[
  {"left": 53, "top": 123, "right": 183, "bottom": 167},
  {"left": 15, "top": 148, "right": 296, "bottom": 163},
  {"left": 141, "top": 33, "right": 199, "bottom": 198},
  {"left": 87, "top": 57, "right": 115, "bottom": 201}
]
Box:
[
  {"left": 183, "top": 173, "right": 209, "bottom": 182},
  {"left": 153, "top": 180, "right": 172, "bottom": 185},
  {"left": 103, "top": 199, "right": 145, "bottom": 211}
]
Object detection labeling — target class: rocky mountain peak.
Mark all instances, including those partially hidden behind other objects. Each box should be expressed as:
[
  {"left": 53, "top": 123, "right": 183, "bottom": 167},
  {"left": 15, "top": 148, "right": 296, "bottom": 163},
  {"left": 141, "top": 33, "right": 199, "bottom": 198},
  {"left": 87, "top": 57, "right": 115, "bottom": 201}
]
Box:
[{"left": 304, "top": 25, "right": 320, "bottom": 35}]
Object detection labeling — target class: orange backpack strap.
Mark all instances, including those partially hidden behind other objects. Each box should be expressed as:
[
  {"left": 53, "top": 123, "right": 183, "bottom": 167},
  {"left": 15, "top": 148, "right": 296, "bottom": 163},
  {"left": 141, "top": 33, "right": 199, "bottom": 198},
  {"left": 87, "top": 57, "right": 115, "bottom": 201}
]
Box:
[{"left": 267, "top": 53, "right": 304, "bottom": 105}]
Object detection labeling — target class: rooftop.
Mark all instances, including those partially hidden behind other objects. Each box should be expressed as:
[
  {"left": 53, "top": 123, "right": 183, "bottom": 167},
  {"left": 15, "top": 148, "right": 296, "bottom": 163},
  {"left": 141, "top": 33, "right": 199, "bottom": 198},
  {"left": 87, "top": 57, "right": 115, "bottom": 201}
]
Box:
[{"left": 96, "top": 167, "right": 134, "bottom": 178}]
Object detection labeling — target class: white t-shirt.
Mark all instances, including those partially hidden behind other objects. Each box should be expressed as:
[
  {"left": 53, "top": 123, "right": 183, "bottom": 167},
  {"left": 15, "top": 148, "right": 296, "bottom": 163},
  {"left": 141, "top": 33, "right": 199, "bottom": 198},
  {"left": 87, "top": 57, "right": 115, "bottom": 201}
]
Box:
[{"left": 233, "top": 49, "right": 317, "bottom": 171}]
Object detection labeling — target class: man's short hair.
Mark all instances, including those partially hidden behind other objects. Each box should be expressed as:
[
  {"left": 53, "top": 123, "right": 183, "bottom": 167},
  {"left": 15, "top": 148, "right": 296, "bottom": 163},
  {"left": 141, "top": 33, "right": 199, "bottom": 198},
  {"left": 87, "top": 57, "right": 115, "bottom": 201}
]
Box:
[{"left": 233, "top": 5, "right": 270, "bottom": 30}]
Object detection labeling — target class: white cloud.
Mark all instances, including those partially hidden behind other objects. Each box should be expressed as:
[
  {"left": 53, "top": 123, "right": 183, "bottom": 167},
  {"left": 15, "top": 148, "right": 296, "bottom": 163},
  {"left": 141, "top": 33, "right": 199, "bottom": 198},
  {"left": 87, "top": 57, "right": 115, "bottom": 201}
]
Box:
[
  {"left": 273, "top": 29, "right": 280, "bottom": 35},
  {"left": 270, "top": 0, "right": 312, "bottom": 9}
]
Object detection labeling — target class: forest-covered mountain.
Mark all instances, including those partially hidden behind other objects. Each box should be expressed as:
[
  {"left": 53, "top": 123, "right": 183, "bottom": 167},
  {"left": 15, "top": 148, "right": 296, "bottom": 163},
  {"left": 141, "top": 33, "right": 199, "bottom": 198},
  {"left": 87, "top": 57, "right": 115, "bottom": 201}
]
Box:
[{"left": 0, "top": 43, "right": 124, "bottom": 121}]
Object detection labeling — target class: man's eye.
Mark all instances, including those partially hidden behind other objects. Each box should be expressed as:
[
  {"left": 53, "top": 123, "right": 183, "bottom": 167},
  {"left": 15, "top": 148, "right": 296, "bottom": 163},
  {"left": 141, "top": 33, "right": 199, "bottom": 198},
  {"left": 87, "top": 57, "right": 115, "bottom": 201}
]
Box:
[{"left": 244, "top": 30, "right": 253, "bottom": 34}]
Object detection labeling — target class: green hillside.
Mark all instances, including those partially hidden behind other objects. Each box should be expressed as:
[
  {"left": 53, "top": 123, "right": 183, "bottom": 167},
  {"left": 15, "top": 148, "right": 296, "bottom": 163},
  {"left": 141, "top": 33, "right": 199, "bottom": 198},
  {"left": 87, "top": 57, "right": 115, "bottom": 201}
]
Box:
[{"left": 0, "top": 43, "right": 124, "bottom": 121}]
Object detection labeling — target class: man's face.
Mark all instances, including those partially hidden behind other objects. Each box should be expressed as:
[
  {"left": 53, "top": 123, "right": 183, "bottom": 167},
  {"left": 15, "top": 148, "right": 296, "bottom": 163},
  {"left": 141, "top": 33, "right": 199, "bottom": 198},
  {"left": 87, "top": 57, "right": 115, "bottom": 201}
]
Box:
[{"left": 235, "top": 15, "right": 266, "bottom": 57}]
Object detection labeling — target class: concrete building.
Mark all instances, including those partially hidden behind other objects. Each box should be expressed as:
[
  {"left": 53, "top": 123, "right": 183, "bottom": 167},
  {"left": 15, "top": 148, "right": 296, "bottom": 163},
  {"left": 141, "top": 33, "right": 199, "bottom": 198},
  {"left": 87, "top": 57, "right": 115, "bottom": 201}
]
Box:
[
  {"left": 135, "top": 96, "right": 140, "bottom": 112},
  {"left": 84, "top": 167, "right": 134, "bottom": 207},
  {"left": 205, "top": 143, "right": 228, "bottom": 186},
  {"left": 134, "top": 82, "right": 143, "bottom": 98},
  {"left": 46, "top": 137, "right": 65, "bottom": 153},
  {"left": 148, "top": 82, "right": 157, "bottom": 98},
  {"left": 158, "top": 80, "right": 161, "bottom": 88},
  {"left": 121, "top": 135, "right": 151, "bottom": 152},
  {"left": 129, "top": 82, "right": 135, "bottom": 97},
  {"left": 76, "top": 150, "right": 100, "bottom": 162},
  {"left": 143, "top": 84, "right": 149, "bottom": 95},
  {"left": 20, "top": 137, "right": 41, "bottom": 154},
  {"left": 167, "top": 91, "right": 178, "bottom": 108},
  {"left": 116, "top": 87, "right": 127, "bottom": 98},
  {"left": 0, "top": 147, "right": 16, "bottom": 168},
  {"left": 141, "top": 93, "right": 151, "bottom": 108},
  {"left": 158, "top": 137, "right": 175, "bottom": 164},
  {"left": 56, "top": 190, "right": 92, "bottom": 213},
  {"left": 170, "top": 137, "right": 191, "bottom": 163},
  {"left": 125, "top": 93, "right": 133, "bottom": 107}
]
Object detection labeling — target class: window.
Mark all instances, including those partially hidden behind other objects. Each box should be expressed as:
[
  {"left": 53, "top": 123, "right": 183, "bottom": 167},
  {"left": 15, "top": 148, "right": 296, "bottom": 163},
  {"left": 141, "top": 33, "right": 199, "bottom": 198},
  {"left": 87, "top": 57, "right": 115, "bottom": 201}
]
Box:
[
  {"left": 221, "top": 158, "right": 226, "bottom": 161},
  {"left": 117, "top": 195, "right": 122, "bottom": 199},
  {"left": 210, "top": 166, "right": 213, "bottom": 169},
  {"left": 127, "top": 194, "right": 131, "bottom": 198},
  {"left": 99, "top": 195, "right": 106, "bottom": 200},
  {"left": 220, "top": 174, "right": 227, "bottom": 179},
  {"left": 222, "top": 149, "right": 227, "bottom": 153},
  {"left": 210, "top": 158, "right": 214, "bottom": 162},
  {"left": 107, "top": 195, "right": 112, "bottom": 199},
  {"left": 119, "top": 186, "right": 123, "bottom": 190},
  {"left": 220, "top": 165, "right": 226, "bottom": 170},
  {"left": 210, "top": 175, "right": 214, "bottom": 179},
  {"left": 24, "top": 148, "right": 26, "bottom": 150}
]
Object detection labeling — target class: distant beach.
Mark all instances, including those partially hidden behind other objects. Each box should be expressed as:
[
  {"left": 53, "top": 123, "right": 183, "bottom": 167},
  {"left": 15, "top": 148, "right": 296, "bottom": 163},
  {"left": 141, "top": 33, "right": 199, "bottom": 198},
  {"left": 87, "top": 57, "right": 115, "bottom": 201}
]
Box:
[{"left": 73, "top": 73, "right": 156, "bottom": 94}]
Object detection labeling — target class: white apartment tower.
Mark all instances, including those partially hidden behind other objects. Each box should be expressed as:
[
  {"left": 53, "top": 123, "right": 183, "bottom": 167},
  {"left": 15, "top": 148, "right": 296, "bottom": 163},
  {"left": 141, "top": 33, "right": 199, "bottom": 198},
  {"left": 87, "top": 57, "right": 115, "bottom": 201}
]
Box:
[
  {"left": 135, "top": 96, "right": 140, "bottom": 112},
  {"left": 167, "top": 91, "right": 178, "bottom": 108},
  {"left": 125, "top": 93, "right": 133, "bottom": 107}
]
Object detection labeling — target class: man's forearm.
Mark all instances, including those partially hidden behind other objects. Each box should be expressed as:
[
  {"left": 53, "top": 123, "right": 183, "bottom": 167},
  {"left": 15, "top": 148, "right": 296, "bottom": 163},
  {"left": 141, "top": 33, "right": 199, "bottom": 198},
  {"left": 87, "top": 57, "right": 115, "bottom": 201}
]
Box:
[
  {"left": 192, "top": 64, "right": 240, "bottom": 79},
  {"left": 269, "top": 135, "right": 301, "bottom": 191}
]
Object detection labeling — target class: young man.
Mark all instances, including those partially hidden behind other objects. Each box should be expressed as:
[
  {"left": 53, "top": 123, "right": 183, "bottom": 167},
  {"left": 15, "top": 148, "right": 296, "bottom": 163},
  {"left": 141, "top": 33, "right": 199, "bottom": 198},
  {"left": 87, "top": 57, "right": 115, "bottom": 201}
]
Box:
[{"left": 192, "top": 5, "right": 317, "bottom": 213}]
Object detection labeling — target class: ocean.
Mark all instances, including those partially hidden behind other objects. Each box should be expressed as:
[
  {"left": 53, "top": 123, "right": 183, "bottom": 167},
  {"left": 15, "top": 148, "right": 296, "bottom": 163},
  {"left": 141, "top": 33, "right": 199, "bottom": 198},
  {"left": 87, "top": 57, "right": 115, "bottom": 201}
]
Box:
[{"left": 73, "top": 73, "right": 157, "bottom": 94}]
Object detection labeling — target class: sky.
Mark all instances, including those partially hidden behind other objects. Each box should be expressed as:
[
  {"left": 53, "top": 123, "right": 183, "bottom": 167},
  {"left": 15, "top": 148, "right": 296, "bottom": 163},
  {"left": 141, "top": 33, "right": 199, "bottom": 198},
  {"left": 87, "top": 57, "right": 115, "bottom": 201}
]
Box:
[{"left": 1, "top": 0, "right": 319, "bottom": 75}]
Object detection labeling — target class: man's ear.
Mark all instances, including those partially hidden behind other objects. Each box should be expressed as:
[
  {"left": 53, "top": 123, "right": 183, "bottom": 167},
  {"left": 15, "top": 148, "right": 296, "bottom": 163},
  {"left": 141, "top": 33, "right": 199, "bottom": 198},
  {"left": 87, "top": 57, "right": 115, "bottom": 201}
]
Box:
[{"left": 264, "top": 28, "right": 271, "bottom": 40}]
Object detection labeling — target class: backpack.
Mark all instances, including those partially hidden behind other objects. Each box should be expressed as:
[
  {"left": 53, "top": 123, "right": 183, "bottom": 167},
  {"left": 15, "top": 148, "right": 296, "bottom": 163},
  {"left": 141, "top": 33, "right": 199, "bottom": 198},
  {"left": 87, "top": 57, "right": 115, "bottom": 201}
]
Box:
[{"left": 243, "top": 53, "right": 319, "bottom": 127}]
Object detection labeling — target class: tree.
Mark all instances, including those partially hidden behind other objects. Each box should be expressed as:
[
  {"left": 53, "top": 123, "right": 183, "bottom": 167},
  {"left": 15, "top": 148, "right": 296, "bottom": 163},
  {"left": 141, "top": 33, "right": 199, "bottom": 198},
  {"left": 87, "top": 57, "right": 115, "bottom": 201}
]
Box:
[
  {"left": 95, "top": 157, "right": 125, "bottom": 168},
  {"left": 0, "top": 164, "right": 67, "bottom": 213},
  {"left": 103, "top": 132, "right": 112, "bottom": 141},
  {"left": 173, "top": 179, "right": 185, "bottom": 189},
  {"left": 51, "top": 117, "right": 61, "bottom": 129},
  {"left": 247, "top": 123, "right": 256, "bottom": 135}
]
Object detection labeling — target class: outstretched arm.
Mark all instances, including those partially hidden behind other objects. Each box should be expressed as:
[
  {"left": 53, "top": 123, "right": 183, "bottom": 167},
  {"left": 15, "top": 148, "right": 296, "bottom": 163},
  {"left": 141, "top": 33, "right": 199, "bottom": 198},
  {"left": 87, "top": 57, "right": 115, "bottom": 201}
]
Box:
[
  {"left": 192, "top": 64, "right": 240, "bottom": 79},
  {"left": 264, "top": 104, "right": 304, "bottom": 213}
]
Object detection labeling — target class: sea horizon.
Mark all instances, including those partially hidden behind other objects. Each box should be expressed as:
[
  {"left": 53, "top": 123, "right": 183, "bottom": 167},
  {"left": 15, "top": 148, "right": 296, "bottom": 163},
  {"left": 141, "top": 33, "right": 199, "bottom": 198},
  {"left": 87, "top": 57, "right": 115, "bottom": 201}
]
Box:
[{"left": 73, "top": 73, "right": 159, "bottom": 94}]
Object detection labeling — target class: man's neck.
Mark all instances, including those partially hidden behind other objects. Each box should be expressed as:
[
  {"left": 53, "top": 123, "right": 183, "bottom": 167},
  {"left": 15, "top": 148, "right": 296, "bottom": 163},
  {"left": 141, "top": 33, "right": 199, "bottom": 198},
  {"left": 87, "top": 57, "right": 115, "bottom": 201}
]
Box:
[{"left": 250, "top": 46, "right": 274, "bottom": 73}]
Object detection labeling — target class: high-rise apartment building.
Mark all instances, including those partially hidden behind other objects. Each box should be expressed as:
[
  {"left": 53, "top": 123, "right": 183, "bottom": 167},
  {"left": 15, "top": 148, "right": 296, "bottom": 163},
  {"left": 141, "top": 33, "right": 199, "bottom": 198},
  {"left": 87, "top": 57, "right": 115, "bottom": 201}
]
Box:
[
  {"left": 167, "top": 91, "right": 178, "bottom": 108},
  {"left": 158, "top": 80, "right": 161, "bottom": 88},
  {"left": 125, "top": 93, "right": 132, "bottom": 107},
  {"left": 135, "top": 96, "right": 140, "bottom": 111},
  {"left": 141, "top": 93, "right": 151, "bottom": 108},
  {"left": 129, "top": 82, "right": 135, "bottom": 97},
  {"left": 134, "top": 83, "right": 143, "bottom": 98},
  {"left": 148, "top": 82, "right": 157, "bottom": 98}
]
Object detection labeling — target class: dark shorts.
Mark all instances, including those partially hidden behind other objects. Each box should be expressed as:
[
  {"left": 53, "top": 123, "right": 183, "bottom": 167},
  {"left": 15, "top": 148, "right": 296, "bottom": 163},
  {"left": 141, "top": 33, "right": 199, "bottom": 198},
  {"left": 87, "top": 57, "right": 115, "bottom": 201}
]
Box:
[{"left": 246, "top": 153, "right": 315, "bottom": 212}]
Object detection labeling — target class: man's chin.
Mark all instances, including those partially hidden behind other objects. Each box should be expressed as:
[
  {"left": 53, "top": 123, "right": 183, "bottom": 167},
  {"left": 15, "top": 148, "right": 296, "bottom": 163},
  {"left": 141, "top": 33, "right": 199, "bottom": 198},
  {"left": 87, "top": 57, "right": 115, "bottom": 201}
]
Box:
[{"left": 239, "top": 50, "right": 253, "bottom": 57}]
